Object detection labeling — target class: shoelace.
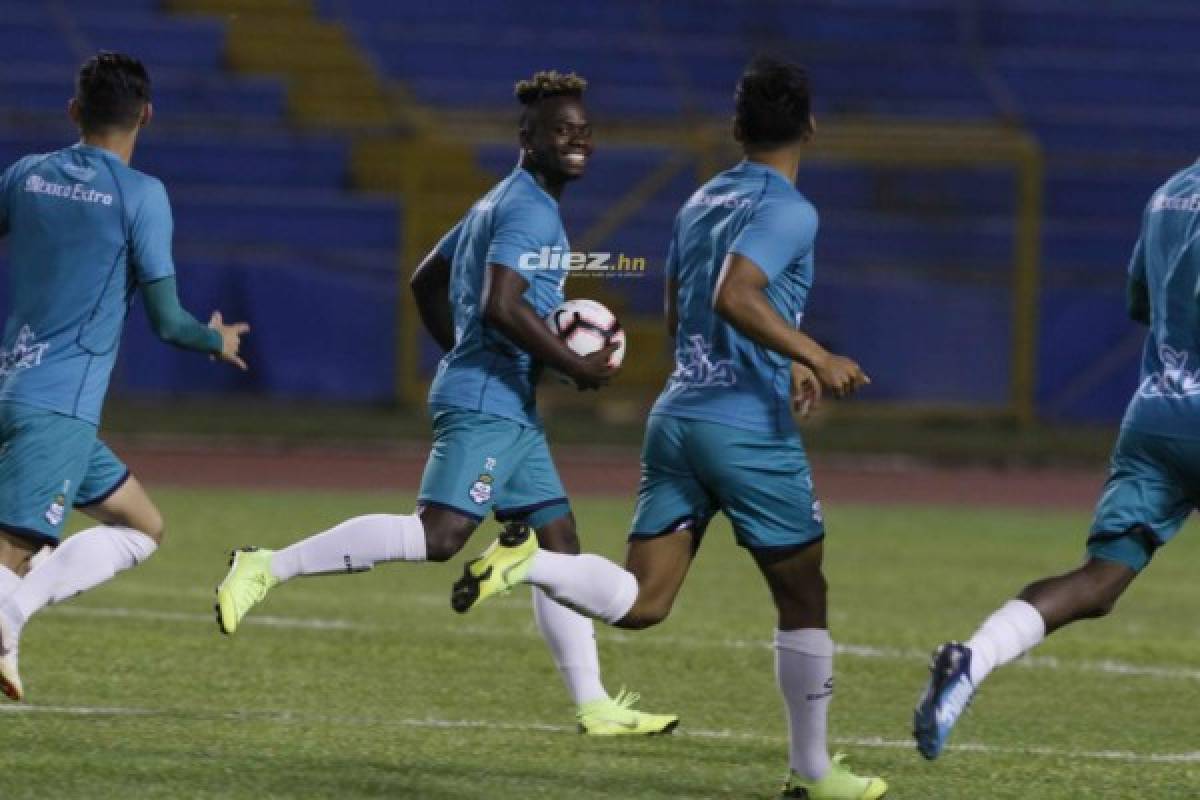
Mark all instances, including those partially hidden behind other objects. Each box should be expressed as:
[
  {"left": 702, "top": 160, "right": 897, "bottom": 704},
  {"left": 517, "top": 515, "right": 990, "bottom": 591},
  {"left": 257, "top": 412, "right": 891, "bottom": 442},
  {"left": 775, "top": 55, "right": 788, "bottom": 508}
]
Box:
[
  {"left": 612, "top": 688, "right": 641, "bottom": 710},
  {"left": 240, "top": 570, "right": 272, "bottom": 605}
]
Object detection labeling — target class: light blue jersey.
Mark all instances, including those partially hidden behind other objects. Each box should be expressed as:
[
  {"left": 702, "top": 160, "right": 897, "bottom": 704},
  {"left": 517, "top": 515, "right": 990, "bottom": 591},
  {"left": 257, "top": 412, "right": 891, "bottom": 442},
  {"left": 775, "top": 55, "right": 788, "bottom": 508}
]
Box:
[
  {"left": 652, "top": 160, "right": 818, "bottom": 434},
  {"left": 0, "top": 144, "right": 175, "bottom": 424},
  {"left": 1121, "top": 160, "right": 1200, "bottom": 440},
  {"left": 427, "top": 167, "right": 569, "bottom": 427}
]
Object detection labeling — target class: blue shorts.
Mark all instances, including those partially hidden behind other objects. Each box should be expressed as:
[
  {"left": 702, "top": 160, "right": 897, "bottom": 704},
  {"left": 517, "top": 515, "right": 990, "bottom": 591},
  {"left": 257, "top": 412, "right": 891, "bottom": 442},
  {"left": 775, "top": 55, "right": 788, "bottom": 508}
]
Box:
[
  {"left": 0, "top": 402, "right": 129, "bottom": 546},
  {"left": 417, "top": 407, "right": 569, "bottom": 528},
  {"left": 630, "top": 414, "right": 824, "bottom": 551},
  {"left": 1088, "top": 428, "right": 1200, "bottom": 572}
]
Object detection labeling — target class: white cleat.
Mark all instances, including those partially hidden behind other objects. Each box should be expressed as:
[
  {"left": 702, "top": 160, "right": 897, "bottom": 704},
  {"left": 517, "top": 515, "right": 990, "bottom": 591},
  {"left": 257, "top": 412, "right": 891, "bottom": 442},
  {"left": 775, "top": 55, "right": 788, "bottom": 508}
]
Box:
[{"left": 0, "top": 613, "right": 24, "bottom": 702}]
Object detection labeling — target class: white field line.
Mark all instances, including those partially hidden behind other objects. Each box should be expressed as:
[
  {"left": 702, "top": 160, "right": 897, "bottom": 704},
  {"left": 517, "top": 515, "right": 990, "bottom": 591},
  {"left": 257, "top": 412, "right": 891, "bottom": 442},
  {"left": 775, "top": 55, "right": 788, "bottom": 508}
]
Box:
[
  {"left": 2, "top": 703, "right": 1197, "bottom": 765},
  {"left": 51, "top": 605, "right": 1200, "bottom": 683}
]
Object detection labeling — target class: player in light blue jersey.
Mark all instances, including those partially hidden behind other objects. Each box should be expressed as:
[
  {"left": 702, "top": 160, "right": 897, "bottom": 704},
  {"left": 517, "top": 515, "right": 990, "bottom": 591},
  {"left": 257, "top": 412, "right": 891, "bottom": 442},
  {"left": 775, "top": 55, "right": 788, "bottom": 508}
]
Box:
[
  {"left": 456, "top": 58, "right": 886, "bottom": 799},
  {"left": 215, "top": 71, "right": 676, "bottom": 736},
  {"left": 0, "top": 52, "right": 250, "bottom": 701},
  {"left": 914, "top": 162, "right": 1200, "bottom": 759}
]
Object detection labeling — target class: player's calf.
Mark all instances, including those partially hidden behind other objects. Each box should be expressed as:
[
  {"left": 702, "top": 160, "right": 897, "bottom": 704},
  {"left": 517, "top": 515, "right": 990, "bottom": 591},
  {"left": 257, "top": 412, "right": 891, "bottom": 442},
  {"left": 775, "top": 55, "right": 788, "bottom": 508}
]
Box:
[
  {"left": 1018, "top": 557, "right": 1136, "bottom": 634},
  {"left": 613, "top": 596, "right": 672, "bottom": 630}
]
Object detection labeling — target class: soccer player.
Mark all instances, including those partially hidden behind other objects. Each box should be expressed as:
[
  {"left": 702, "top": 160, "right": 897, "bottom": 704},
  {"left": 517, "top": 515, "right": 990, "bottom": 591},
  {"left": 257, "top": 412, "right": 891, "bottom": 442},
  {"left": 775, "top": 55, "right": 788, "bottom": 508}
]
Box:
[
  {"left": 0, "top": 52, "right": 250, "bottom": 701},
  {"left": 914, "top": 162, "right": 1200, "bottom": 759},
  {"left": 215, "top": 71, "right": 677, "bottom": 736},
  {"left": 452, "top": 57, "right": 888, "bottom": 799}
]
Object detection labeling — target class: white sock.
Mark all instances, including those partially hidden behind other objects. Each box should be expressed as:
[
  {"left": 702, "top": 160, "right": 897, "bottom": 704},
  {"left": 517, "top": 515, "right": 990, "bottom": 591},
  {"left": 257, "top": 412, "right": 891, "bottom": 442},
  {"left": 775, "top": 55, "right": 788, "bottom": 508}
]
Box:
[
  {"left": 532, "top": 587, "right": 608, "bottom": 705},
  {"left": 525, "top": 550, "right": 638, "bottom": 625},
  {"left": 776, "top": 628, "right": 834, "bottom": 781},
  {"left": 270, "top": 514, "right": 427, "bottom": 581},
  {"left": 27, "top": 545, "right": 56, "bottom": 573},
  {"left": 0, "top": 526, "right": 157, "bottom": 635},
  {"left": 0, "top": 565, "right": 19, "bottom": 600},
  {"left": 965, "top": 599, "right": 1046, "bottom": 686}
]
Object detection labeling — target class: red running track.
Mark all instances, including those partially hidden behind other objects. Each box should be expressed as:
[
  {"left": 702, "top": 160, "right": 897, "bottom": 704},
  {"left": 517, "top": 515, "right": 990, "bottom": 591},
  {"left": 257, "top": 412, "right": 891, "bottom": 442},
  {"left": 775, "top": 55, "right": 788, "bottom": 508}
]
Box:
[{"left": 111, "top": 439, "right": 1104, "bottom": 512}]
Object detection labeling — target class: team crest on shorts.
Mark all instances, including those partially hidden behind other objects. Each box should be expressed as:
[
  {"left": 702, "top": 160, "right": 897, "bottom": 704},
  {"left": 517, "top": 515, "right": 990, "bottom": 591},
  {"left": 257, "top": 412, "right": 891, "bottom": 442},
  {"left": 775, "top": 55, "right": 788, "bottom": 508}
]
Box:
[
  {"left": 811, "top": 499, "right": 823, "bottom": 524},
  {"left": 45, "top": 493, "right": 67, "bottom": 526},
  {"left": 469, "top": 473, "right": 494, "bottom": 505}
]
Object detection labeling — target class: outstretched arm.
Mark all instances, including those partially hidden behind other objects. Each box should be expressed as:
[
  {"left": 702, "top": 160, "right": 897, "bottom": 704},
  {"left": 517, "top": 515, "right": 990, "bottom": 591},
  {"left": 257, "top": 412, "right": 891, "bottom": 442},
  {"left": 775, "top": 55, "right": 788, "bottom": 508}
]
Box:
[
  {"left": 141, "top": 277, "right": 249, "bottom": 370},
  {"left": 714, "top": 254, "right": 868, "bottom": 396},
  {"left": 129, "top": 181, "right": 248, "bottom": 369},
  {"left": 484, "top": 265, "right": 615, "bottom": 390}
]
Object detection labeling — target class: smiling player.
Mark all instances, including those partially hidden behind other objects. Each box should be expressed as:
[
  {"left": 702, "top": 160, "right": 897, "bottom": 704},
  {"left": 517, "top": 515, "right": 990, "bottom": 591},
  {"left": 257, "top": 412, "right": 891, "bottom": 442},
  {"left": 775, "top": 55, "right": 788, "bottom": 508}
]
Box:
[
  {"left": 453, "top": 57, "right": 886, "bottom": 799},
  {"left": 0, "top": 52, "right": 250, "bottom": 701},
  {"left": 215, "top": 71, "right": 677, "bottom": 736}
]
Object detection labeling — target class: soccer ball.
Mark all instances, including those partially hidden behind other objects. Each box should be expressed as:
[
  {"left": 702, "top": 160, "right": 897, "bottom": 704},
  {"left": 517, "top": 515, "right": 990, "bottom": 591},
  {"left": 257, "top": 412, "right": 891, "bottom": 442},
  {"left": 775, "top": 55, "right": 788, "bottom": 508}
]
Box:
[{"left": 546, "top": 298, "right": 626, "bottom": 369}]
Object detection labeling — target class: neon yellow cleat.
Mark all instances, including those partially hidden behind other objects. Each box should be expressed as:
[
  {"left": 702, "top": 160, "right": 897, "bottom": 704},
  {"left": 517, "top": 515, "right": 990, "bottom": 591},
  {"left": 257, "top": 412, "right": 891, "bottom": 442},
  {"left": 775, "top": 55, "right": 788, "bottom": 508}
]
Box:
[
  {"left": 577, "top": 689, "right": 679, "bottom": 736},
  {"left": 215, "top": 547, "right": 279, "bottom": 635},
  {"left": 0, "top": 613, "right": 23, "bottom": 702},
  {"left": 450, "top": 524, "right": 537, "bottom": 613},
  {"left": 780, "top": 754, "right": 887, "bottom": 799}
]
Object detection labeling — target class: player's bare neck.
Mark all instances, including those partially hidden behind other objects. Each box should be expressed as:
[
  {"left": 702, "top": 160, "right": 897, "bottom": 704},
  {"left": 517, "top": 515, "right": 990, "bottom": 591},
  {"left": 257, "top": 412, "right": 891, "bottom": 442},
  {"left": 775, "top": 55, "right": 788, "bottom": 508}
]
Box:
[
  {"left": 80, "top": 131, "right": 137, "bottom": 165},
  {"left": 520, "top": 155, "right": 565, "bottom": 201},
  {"left": 744, "top": 146, "right": 801, "bottom": 185}
]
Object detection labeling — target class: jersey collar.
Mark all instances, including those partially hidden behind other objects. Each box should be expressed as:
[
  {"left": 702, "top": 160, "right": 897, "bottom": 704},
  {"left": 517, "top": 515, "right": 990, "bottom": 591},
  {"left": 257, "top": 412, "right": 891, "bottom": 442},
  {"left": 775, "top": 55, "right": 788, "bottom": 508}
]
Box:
[
  {"left": 71, "top": 142, "right": 124, "bottom": 163},
  {"left": 737, "top": 158, "right": 794, "bottom": 187}
]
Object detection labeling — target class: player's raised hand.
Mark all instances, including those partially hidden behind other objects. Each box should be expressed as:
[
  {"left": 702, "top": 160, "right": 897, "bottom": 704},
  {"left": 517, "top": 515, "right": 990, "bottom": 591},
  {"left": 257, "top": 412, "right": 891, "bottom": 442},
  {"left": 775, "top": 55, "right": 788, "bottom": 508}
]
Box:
[
  {"left": 813, "top": 352, "right": 869, "bottom": 397},
  {"left": 791, "top": 362, "right": 822, "bottom": 418},
  {"left": 208, "top": 311, "right": 251, "bottom": 371},
  {"left": 569, "top": 343, "right": 619, "bottom": 391}
]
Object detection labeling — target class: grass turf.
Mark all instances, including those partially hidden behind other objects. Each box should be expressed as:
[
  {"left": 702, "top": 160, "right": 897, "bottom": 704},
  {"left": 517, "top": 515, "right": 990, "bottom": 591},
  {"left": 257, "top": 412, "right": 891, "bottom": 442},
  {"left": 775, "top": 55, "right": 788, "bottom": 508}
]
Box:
[{"left": 2, "top": 489, "right": 1197, "bottom": 798}]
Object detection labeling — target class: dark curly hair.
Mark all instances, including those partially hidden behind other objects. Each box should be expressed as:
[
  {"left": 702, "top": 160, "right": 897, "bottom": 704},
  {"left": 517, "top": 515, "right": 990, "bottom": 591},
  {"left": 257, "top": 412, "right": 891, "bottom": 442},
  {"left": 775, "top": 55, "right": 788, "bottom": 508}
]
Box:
[
  {"left": 76, "top": 51, "right": 151, "bottom": 133},
  {"left": 734, "top": 56, "right": 813, "bottom": 149},
  {"left": 515, "top": 70, "right": 587, "bottom": 131}
]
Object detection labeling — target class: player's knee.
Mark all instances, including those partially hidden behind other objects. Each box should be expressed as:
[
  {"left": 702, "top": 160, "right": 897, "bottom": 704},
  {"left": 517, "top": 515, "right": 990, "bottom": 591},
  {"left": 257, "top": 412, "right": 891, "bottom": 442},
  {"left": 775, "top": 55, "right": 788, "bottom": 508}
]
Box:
[
  {"left": 1079, "top": 585, "right": 1122, "bottom": 620},
  {"left": 424, "top": 525, "right": 472, "bottom": 562},
  {"left": 424, "top": 532, "right": 461, "bottom": 562},
  {"left": 1066, "top": 562, "right": 1131, "bottom": 622},
  {"left": 536, "top": 516, "right": 580, "bottom": 555},
  {"left": 417, "top": 507, "right": 476, "bottom": 562},
  {"left": 140, "top": 508, "right": 165, "bottom": 544},
  {"left": 619, "top": 599, "right": 672, "bottom": 630}
]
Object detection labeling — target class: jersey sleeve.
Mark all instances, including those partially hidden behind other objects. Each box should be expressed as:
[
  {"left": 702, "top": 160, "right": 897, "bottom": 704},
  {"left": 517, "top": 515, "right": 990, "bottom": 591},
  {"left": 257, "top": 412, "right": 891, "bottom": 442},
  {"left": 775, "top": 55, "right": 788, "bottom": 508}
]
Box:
[
  {"left": 129, "top": 177, "right": 177, "bottom": 284},
  {"left": 729, "top": 197, "right": 818, "bottom": 281},
  {"left": 141, "top": 276, "right": 223, "bottom": 354},
  {"left": 485, "top": 193, "right": 560, "bottom": 284},
  {"left": 435, "top": 219, "right": 464, "bottom": 261}
]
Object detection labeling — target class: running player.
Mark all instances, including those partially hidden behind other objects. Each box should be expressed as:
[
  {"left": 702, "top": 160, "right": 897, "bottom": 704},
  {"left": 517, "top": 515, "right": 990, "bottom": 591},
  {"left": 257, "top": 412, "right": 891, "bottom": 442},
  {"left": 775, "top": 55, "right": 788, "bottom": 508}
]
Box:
[
  {"left": 914, "top": 161, "right": 1200, "bottom": 760},
  {"left": 215, "top": 71, "right": 677, "bottom": 736},
  {"left": 452, "top": 57, "right": 887, "bottom": 799},
  {"left": 0, "top": 52, "right": 250, "bottom": 701}
]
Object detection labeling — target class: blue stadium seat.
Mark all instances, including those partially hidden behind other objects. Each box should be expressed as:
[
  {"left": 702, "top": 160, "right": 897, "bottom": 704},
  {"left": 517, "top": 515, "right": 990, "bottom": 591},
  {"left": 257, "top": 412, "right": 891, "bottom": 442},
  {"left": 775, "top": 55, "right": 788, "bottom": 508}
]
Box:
[
  {"left": 170, "top": 188, "right": 398, "bottom": 251},
  {"left": 0, "top": 66, "right": 286, "bottom": 120},
  {"left": 0, "top": 134, "right": 348, "bottom": 190}
]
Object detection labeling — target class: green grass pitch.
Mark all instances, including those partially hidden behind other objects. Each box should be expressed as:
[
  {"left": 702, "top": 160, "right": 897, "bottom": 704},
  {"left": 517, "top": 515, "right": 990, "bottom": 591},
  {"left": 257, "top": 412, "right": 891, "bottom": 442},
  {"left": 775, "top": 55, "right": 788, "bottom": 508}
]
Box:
[{"left": 2, "top": 488, "right": 1197, "bottom": 798}]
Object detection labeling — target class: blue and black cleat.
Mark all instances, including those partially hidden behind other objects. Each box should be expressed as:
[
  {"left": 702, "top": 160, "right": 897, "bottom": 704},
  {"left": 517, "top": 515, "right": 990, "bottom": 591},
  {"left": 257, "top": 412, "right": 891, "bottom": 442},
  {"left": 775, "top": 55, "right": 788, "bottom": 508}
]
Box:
[{"left": 913, "top": 641, "right": 976, "bottom": 761}]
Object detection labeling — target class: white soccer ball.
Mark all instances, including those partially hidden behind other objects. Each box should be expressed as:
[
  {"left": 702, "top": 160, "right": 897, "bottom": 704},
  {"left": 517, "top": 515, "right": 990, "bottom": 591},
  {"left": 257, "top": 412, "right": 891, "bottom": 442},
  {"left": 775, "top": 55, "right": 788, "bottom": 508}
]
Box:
[{"left": 546, "top": 298, "right": 626, "bottom": 369}]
